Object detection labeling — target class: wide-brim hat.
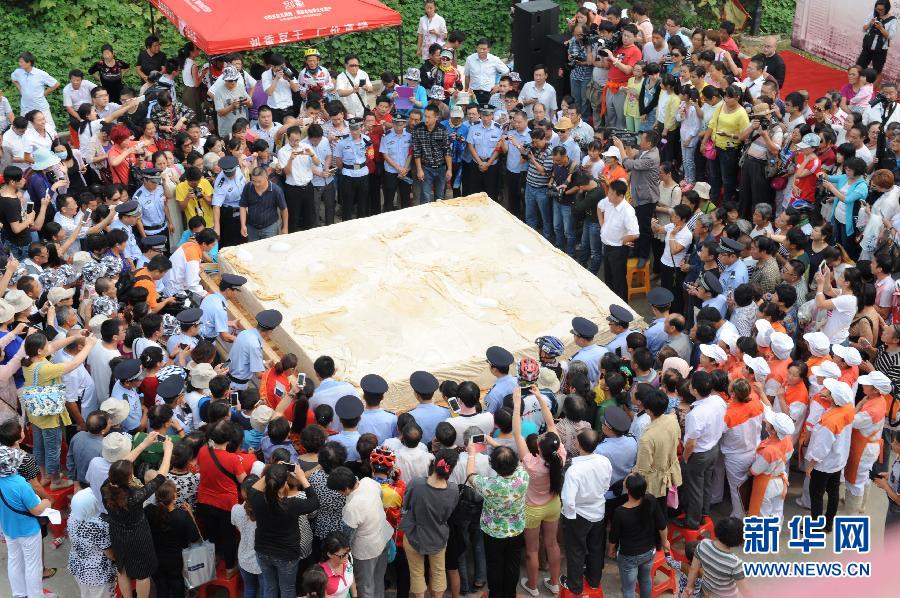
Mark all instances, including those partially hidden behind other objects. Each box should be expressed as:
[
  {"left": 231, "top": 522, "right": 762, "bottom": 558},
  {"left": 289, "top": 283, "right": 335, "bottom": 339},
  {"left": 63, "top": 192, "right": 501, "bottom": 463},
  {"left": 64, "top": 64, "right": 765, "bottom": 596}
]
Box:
[
  {"left": 4, "top": 289, "right": 33, "bottom": 313},
  {"left": 188, "top": 362, "right": 216, "bottom": 391},
  {"left": 31, "top": 148, "right": 61, "bottom": 171}
]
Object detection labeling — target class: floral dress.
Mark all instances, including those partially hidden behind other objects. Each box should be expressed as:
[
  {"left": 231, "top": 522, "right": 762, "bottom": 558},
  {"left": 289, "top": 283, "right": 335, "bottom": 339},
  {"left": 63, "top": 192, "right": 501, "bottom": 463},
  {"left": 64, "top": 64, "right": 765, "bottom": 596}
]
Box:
[
  {"left": 150, "top": 101, "right": 196, "bottom": 142},
  {"left": 67, "top": 517, "right": 117, "bottom": 590},
  {"left": 472, "top": 465, "right": 529, "bottom": 538}
]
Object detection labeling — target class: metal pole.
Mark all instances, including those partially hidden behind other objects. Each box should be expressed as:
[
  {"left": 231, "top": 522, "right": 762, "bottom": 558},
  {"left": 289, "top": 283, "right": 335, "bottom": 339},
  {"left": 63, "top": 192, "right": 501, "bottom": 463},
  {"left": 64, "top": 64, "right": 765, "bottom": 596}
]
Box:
[{"left": 398, "top": 25, "right": 404, "bottom": 77}]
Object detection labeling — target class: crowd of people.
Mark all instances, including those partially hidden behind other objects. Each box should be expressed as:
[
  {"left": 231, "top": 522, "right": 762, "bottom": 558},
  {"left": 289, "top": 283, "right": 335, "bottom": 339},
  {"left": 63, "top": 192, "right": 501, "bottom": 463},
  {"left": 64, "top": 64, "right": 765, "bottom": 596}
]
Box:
[{"left": 1, "top": 1, "right": 900, "bottom": 598}]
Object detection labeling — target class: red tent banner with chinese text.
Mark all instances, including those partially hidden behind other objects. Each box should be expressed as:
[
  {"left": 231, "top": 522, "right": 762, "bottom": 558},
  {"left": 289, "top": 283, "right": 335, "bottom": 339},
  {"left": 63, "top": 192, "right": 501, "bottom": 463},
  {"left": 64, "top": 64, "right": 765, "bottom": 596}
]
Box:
[{"left": 148, "top": 0, "right": 403, "bottom": 55}]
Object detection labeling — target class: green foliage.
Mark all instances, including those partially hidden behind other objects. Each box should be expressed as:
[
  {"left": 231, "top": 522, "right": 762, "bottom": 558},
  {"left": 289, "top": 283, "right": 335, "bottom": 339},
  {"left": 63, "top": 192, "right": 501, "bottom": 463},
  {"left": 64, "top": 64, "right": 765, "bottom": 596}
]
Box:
[{"left": 760, "top": 0, "right": 797, "bottom": 35}]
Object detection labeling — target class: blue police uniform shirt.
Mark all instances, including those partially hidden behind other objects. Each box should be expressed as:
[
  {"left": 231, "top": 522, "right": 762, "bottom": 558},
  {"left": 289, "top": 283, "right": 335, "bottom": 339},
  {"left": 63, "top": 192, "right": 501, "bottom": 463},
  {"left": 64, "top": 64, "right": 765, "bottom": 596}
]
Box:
[
  {"left": 549, "top": 136, "right": 582, "bottom": 165},
  {"left": 212, "top": 169, "right": 247, "bottom": 209},
  {"left": 166, "top": 333, "right": 198, "bottom": 357},
  {"left": 310, "top": 379, "right": 360, "bottom": 432},
  {"left": 484, "top": 374, "right": 518, "bottom": 414},
  {"left": 719, "top": 260, "right": 749, "bottom": 297},
  {"left": 407, "top": 403, "right": 451, "bottom": 444},
  {"left": 505, "top": 127, "right": 531, "bottom": 173},
  {"left": 110, "top": 219, "right": 142, "bottom": 262},
  {"left": 112, "top": 381, "right": 143, "bottom": 432},
  {"left": 309, "top": 138, "right": 334, "bottom": 187},
  {"left": 199, "top": 293, "right": 229, "bottom": 339},
  {"left": 570, "top": 344, "right": 607, "bottom": 387},
  {"left": 0, "top": 474, "right": 41, "bottom": 539},
  {"left": 603, "top": 331, "right": 633, "bottom": 360},
  {"left": 229, "top": 328, "right": 265, "bottom": 389},
  {"left": 380, "top": 129, "right": 413, "bottom": 174},
  {"left": 702, "top": 294, "right": 729, "bottom": 319},
  {"left": 132, "top": 184, "right": 167, "bottom": 230},
  {"left": 332, "top": 430, "right": 362, "bottom": 461},
  {"left": 358, "top": 408, "right": 398, "bottom": 444},
  {"left": 335, "top": 135, "right": 370, "bottom": 177},
  {"left": 645, "top": 317, "right": 668, "bottom": 356},
  {"left": 594, "top": 434, "right": 638, "bottom": 499},
  {"left": 465, "top": 121, "right": 503, "bottom": 160}
]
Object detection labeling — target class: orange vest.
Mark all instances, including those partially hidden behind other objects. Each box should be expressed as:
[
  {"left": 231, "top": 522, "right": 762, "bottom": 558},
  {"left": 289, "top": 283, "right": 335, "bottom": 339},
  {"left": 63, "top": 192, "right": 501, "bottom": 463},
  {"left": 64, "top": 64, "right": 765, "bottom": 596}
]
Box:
[
  {"left": 782, "top": 381, "right": 810, "bottom": 408},
  {"left": 844, "top": 398, "right": 886, "bottom": 484},
  {"left": 839, "top": 365, "right": 860, "bottom": 388},
  {"left": 181, "top": 240, "right": 203, "bottom": 262},
  {"left": 747, "top": 436, "right": 794, "bottom": 516},
  {"left": 767, "top": 358, "right": 791, "bottom": 388},
  {"left": 724, "top": 397, "right": 764, "bottom": 429},
  {"left": 819, "top": 404, "right": 855, "bottom": 435}
]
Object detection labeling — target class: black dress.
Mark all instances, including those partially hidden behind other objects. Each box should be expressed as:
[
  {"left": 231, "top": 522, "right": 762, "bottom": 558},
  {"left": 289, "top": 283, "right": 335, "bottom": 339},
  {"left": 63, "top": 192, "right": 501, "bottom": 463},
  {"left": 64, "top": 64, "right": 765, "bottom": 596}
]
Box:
[{"left": 101, "top": 473, "right": 165, "bottom": 579}]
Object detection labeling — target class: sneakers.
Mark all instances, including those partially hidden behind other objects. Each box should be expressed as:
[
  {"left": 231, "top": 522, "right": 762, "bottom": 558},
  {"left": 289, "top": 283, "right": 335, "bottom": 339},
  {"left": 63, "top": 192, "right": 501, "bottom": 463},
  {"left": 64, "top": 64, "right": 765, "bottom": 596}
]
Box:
[
  {"left": 520, "top": 577, "right": 539, "bottom": 597},
  {"left": 49, "top": 478, "right": 73, "bottom": 490},
  {"left": 544, "top": 577, "right": 560, "bottom": 594}
]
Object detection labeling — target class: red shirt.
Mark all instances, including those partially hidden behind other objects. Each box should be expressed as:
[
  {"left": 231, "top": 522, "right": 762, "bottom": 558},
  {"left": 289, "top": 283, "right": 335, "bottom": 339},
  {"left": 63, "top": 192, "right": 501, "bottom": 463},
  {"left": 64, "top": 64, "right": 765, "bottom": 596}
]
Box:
[
  {"left": 719, "top": 37, "right": 739, "bottom": 54},
  {"left": 607, "top": 44, "right": 643, "bottom": 84},
  {"left": 197, "top": 446, "right": 245, "bottom": 510},
  {"left": 139, "top": 375, "right": 159, "bottom": 409},
  {"left": 108, "top": 145, "right": 136, "bottom": 185},
  {"left": 794, "top": 154, "right": 821, "bottom": 201}
]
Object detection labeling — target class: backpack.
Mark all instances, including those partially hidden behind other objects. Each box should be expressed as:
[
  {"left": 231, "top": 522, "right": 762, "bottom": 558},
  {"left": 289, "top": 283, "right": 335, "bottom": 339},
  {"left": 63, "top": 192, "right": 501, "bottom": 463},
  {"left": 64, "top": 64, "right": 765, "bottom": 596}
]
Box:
[
  {"left": 116, "top": 272, "right": 152, "bottom": 300},
  {"left": 449, "top": 473, "right": 483, "bottom": 527}
]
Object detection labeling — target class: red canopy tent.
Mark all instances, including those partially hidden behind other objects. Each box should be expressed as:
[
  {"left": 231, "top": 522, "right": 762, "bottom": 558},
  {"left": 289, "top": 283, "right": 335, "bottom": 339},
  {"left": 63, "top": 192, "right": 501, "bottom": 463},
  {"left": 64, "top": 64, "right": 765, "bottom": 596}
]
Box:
[{"left": 148, "top": 0, "right": 403, "bottom": 55}]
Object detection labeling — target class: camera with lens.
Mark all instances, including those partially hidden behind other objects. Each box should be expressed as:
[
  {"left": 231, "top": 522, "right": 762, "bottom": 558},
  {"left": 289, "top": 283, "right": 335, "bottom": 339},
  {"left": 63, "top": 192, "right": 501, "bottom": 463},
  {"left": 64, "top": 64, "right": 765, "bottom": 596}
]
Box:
[
  {"left": 45, "top": 169, "right": 61, "bottom": 184},
  {"left": 520, "top": 143, "right": 535, "bottom": 160},
  {"left": 870, "top": 93, "right": 889, "bottom": 107},
  {"left": 607, "top": 128, "right": 638, "bottom": 147},
  {"left": 547, "top": 184, "right": 566, "bottom": 202},
  {"left": 754, "top": 116, "right": 771, "bottom": 129}
]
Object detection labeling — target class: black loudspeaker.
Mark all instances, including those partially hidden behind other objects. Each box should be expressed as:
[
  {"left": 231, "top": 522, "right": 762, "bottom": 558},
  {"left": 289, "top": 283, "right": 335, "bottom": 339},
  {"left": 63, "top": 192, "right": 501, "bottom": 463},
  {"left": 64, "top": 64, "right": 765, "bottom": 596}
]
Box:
[
  {"left": 512, "top": 1, "right": 560, "bottom": 80},
  {"left": 543, "top": 33, "right": 571, "bottom": 98}
]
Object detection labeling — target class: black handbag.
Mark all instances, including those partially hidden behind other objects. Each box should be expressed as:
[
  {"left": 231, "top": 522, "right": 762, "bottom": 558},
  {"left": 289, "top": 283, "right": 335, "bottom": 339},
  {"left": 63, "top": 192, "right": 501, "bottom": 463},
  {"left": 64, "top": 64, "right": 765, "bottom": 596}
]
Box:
[{"left": 449, "top": 473, "right": 483, "bottom": 526}]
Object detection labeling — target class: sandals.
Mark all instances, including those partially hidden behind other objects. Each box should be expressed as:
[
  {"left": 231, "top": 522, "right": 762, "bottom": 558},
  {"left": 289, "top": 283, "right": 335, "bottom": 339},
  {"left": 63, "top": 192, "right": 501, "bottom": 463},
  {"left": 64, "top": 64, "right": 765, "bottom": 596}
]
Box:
[{"left": 42, "top": 567, "right": 57, "bottom": 579}]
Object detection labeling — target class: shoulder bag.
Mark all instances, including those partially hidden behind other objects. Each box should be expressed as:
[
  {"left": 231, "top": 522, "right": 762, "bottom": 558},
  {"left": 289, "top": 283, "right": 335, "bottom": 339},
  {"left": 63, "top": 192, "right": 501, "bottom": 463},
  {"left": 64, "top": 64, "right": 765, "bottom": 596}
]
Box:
[
  {"left": 0, "top": 486, "right": 50, "bottom": 527},
  {"left": 180, "top": 505, "right": 216, "bottom": 589},
  {"left": 21, "top": 362, "right": 66, "bottom": 417},
  {"left": 206, "top": 444, "right": 241, "bottom": 502},
  {"left": 702, "top": 106, "right": 719, "bottom": 161},
  {"left": 449, "top": 472, "right": 483, "bottom": 526}
]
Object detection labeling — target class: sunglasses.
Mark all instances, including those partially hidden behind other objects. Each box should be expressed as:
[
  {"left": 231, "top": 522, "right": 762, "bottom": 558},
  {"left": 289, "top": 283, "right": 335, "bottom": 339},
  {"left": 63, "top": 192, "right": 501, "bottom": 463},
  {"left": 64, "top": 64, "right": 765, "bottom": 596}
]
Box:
[
  {"left": 334, "top": 551, "right": 351, "bottom": 559},
  {"left": 441, "top": 57, "right": 451, "bottom": 61}
]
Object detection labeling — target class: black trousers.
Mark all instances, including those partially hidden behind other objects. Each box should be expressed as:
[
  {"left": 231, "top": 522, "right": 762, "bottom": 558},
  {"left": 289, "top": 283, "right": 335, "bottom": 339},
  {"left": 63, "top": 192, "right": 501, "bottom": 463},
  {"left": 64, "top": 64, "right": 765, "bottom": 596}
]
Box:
[
  {"left": 660, "top": 263, "right": 685, "bottom": 314},
  {"left": 603, "top": 244, "right": 629, "bottom": 300},
  {"left": 681, "top": 446, "right": 719, "bottom": 528},
  {"left": 461, "top": 161, "right": 476, "bottom": 195},
  {"left": 368, "top": 167, "right": 383, "bottom": 216},
  {"left": 269, "top": 107, "right": 289, "bottom": 124},
  {"left": 505, "top": 169, "right": 526, "bottom": 218},
  {"left": 340, "top": 174, "right": 369, "bottom": 221},
  {"left": 218, "top": 206, "right": 244, "bottom": 248},
  {"left": 469, "top": 162, "right": 500, "bottom": 200},
  {"left": 739, "top": 156, "right": 773, "bottom": 219},
  {"left": 483, "top": 532, "right": 524, "bottom": 598},
  {"left": 196, "top": 503, "right": 237, "bottom": 569},
  {"left": 634, "top": 203, "right": 654, "bottom": 260},
  {"left": 382, "top": 171, "right": 412, "bottom": 210},
  {"left": 563, "top": 515, "right": 606, "bottom": 593},
  {"left": 810, "top": 469, "right": 842, "bottom": 531},
  {"left": 857, "top": 47, "right": 889, "bottom": 73},
  {"left": 283, "top": 182, "right": 315, "bottom": 232},
  {"left": 473, "top": 90, "right": 493, "bottom": 105},
  {"left": 152, "top": 569, "right": 186, "bottom": 598}
]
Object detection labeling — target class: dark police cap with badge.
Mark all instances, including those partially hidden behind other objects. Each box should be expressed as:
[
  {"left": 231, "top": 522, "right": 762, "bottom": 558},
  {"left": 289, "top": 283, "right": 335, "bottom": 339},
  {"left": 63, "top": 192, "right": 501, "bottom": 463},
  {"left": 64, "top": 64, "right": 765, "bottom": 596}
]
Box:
[
  {"left": 177, "top": 307, "right": 202, "bottom": 325},
  {"left": 115, "top": 200, "right": 140, "bottom": 215},
  {"left": 360, "top": 374, "right": 389, "bottom": 395},
  {"left": 718, "top": 237, "right": 745, "bottom": 255},
  {"left": 410, "top": 370, "right": 439, "bottom": 395},
  {"left": 220, "top": 273, "right": 247, "bottom": 291},
  {"left": 157, "top": 375, "right": 185, "bottom": 401},
  {"left": 255, "top": 309, "right": 283, "bottom": 330},
  {"left": 647, "top": 287, "right": 674, "bottom": 309},
  {"left": 606, "top": 305, "right": 634, "bottom": 327},
  {"left": 571, "top": 316, "right": 599, "bottom": 339},
  {"left": 699, "top": 271, "right": 724, "bottom": 295},
  {"left": 335, "top": 395, "right": 364, "bottom": 420},
  {"left": 486, "top": 346, "right": 514, "bottom": 368}
]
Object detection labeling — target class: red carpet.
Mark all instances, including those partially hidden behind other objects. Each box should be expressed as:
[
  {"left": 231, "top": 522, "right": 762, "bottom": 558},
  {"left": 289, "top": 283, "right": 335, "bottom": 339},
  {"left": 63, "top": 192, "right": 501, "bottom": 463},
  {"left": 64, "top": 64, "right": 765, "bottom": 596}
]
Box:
[{"left": 778, "top": 49, "right": 848, "bottom": 102}]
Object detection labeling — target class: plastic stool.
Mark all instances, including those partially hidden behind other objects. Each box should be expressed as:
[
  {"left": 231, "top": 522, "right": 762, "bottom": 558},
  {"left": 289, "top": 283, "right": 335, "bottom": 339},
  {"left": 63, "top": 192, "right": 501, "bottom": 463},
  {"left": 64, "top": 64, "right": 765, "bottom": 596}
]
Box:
[
  {"left": 45, "top": 484, "right": 74, "bottom": 511},
  {"left": 560, "top": 578, "right": 604, "bottom": 597},
  {"left": 626, "top": 258, "right": 651, "bottom": 301},
  {"left": 114, "top": 578, "right": 137, "bottom": 597},
  {"left": 198, "top": 562, "right": 242, "bottom": 598},
  {"left": 667, "top": 516, "right": 716, "bottom": 563},
  {"left": 634, "top": 550, "right": 678, "bottom": 598}
]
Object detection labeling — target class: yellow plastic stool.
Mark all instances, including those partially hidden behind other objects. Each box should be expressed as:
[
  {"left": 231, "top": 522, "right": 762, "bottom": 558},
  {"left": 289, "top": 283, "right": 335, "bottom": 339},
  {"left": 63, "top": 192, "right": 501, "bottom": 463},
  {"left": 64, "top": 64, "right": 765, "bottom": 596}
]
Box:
[{"left": 627, "top": 258, "right": 651, "bottom": 301}]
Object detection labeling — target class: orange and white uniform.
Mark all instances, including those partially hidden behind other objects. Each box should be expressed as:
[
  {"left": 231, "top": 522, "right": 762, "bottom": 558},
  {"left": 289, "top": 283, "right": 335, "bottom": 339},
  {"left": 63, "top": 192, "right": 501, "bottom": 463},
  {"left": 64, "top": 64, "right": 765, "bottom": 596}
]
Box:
[
  {"left": 806, "top": 404, "right": 855, "bottom": 474},
  {"left": 748, "top": 427, "right": 794, "bottom": 519},
  {"left": 764, "top": 357, "right": 791, "bottom": 399},
  {"left": 844, "top": 396, "right": 886, "bottom": 497},
  {"left": 776, "top": 381, "right": 810, "bottom": 446},
  {"left": 839, "top": 365, "right": 860, "bottom": 393},
  {"left": 721, "top": 397, "right": 764, "bottom": 518},
  {"left": 169, "top": 239, "right": 206, "bottom": 298}
]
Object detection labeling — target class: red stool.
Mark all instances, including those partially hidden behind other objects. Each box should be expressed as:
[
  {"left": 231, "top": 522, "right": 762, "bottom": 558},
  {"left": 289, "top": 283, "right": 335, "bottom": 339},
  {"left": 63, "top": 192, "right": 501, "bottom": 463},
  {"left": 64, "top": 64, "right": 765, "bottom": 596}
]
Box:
[
  {"left": 560, "top": 578, "right": 605, "bottom": 597},
  {"left": 198, "top": 562, "right": 242, "bottom": 598},
  {"left": 667, "top": 516, "right": 716, "bottom": 563},
  {"left": 114, "top": 578, "right": 137, "bottom": 597},
  {"left": 45, "top": 483, "right": 74, "bottom": 511},
  {"left": 634, "top": 550, "right": 678, "bottom": 598}
]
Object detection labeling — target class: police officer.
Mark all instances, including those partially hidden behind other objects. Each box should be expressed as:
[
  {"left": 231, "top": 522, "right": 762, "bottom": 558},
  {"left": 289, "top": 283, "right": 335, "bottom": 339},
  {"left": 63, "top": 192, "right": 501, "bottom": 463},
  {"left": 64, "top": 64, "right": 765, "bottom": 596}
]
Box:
[
  {"left": 644, "top": 287, "right": 674, "bottom": 357},
  {"left": 594, "top": 404, "right": 638, "bottom": 507},
  {"left": 111, "top": 359, "right": 144, "bottom": 434},
  {"left": 212, "top": 155, "right": 246, "bottom": 248},
  {"left": 603, "top": 305, "right": 636, "bottom": 359},
  {"left": 718, "top": 237, "right": 749, "bottom": 298},
  {"left": 132, "top": 168, "right": 168, "bottom": 240},
  {"left": 111, "top": 200, "right": 143, "bottom": 265},
  {"left": 499, "top": 109, "right": 531, "bottom": 218},
  {"left": 200, "top": 273, "right": 246, "bottom": 345},
  {"left": 167, "top": 307, "right": 201, "bottom": 360},
  {"left": 570, "top": 316, "right": 607, "bottom": 387},
  {"left": 407, "top": 370, "right": 450, "bottom": 444},
  {"left": 229, "top": 308, "right": 281, "bottom": 390},
  {"left": 483, "top": 345, "right": 517, "bottom": 414},
  {"left": 690, "top": 270, "right": 728, "bottom": 319},
  {"left": 380, "top": 116, "right": 413, "bottom": 211},
  {"left": 465, "top": 104, "right": 503, "bottom": 199},
  {"left": 335, "top": 117, "right": 370, "bottom": 220},
  {"left": 357, "top": 374, "right": 397, "bottom": 444},
  {"left": 135, "top": 234, "right": 167, "bottom": 269},
  {"left": 332, "top": 395, "right": 365, "bottom": 460},
  {"left": 157, "top": 375, "right": 193, "bottom": 434}
]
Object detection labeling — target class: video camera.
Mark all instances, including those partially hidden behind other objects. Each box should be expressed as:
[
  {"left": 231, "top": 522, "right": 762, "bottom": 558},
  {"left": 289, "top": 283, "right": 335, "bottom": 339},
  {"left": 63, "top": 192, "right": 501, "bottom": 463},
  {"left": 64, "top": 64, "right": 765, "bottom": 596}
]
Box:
[
  {"left": 581, "top": 24, "right": 622, "bottom": 55},
  {"left": 607, "top": 128, "right": 639, "bottom": 148}
]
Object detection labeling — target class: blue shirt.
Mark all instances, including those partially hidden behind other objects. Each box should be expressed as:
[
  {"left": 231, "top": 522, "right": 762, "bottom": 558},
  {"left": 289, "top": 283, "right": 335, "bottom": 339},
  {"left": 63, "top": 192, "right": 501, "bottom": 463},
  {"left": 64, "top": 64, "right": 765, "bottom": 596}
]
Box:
[
  {"left": 358, "top": 408, "right": 398, "bottom": 444},
  {"left": 505, "top": 127, "right": 531, "bottom": 173},
  {"left": 594, "top": 434, "right": 638, "bottom": 499},
  {"left": 199, "top": 293, "right": 228, "bottom": 339},
  {"left": 332, "top": 430, "right": 362, "bottom": 461},
  {"left": 166, "top": 333, "right": 198, "bottom": 358},
  {"left": 0, "top": 330, "right": 24, "bottom": 387},
  {"left": 310, "top": 379, "right": 360, "bottom": 432},
  {"left": 645, "top": 317, "right": 667, "bottom": 356},
  {"left": 719, "top": 260, "right": 749, "bottom": 297},
  {"left": 229, "top": 329, "right": 265, "bottom": 388},
  {"left": 550, "top": 136, "right": 582, "bottom": 165},
  {"left": 111, "top": 381, "right": 143, "bottom": 432},
  {"left": 484, "top": 375, "right": 518, "bottom": 414},
  {"left": 260, "top": 436, "right": 299, "bottom": 463},
  {"left": 603, "top": 331, "right": 633, "bottom": 360},
  {"left": 380, "top": 129, "right": 413, "bottom": 174},
  {"left": 571, "top": 344, "right": 608, "bottom": 387},
  {"left": 110, "top": 219, "right": 142, "bottom": 262},
  {"left": 212, "top": 170, "right": 247, "bottom": 209},
  {"left": 0, "top": 474, "right": 40, "bottom": 539},
  {"left": 132, "top": 184, "right": 167, "bottom": 229},
  {"left": 335, "top": 135, "right": 369, "bottom": 177},
  {"left": 441, "top": 120, "right": 470, "bottom": 165},
  {"left": 407, "top": 403, "right": 451, "bottom": 444},
  {"left": 243, "top": 428, "right": 264, "bottom": 451},
  {"left": 309, "top": 138, "right": 334, "bottom": 187},
  {"left": 466, "top": 121, "right": 504, "bottom": 160},
  {"left": 702, "top": 294, "right": 728, "bottom": 319}
]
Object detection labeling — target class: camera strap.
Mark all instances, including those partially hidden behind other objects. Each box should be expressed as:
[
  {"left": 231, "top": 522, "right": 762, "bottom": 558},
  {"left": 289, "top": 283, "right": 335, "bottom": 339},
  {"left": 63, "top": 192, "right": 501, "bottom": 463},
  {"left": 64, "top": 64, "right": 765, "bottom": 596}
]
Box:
[{"left": 343, "top": 72, "right": 367, "bottom": 109}]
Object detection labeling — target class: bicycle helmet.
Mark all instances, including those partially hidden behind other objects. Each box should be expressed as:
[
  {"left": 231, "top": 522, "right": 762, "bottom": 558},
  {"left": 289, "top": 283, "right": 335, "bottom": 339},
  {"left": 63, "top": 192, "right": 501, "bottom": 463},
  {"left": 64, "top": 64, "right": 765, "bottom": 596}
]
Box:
[
  {"left": 517, "top": 357, "right": 541, "bottom": 384},
  {"left": 370, "top": 447, "right": 396, "bottom": 473},
  {"left": 535, "top": 335, "right": 565, "bottom": 358}
]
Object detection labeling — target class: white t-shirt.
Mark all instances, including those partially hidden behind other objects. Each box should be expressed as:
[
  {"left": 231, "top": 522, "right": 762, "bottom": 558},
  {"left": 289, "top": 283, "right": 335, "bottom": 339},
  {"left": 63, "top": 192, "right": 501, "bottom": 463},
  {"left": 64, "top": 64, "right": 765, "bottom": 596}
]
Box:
[
  {"left": 822, "top": 293, "right": 858, "bottom": 344},
  {"left": 418, "top": 14, "right": 448, "bottom": 50},
  {"left": 661, "top": 223, "right": 693, "bottom": 268},
  {"left": 581, "top": 156, "right": 604, "bottom": 180},
  {"left": 343, "top": 477, "right": 394, "bottom": 560},
  {"left": 183, "top": 58, "right": 198, "bottom": 88},
  {"left": 63, "top": 80, "right": 96, "bottom": 109},
  {"left": 855, "top": 144, "right": 874, "bottom": 166},
  {"left": 335, "top": 71, "right": 371, "bottom": 120},
  {"left": 277, "top": 142, "right": 315, "bottom": 186}
]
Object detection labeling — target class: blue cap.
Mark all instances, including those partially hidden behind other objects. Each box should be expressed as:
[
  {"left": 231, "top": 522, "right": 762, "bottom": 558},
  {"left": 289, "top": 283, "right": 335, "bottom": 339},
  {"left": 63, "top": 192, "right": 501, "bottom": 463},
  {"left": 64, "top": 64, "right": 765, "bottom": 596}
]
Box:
[
  {"left": 647, "top": 287, "right": 674, "bottom": 308},
  {"left": 115, "top": 200, "right": 140, "bottom": 215},
  {"left": 335, "top": 395, "right": 364, "bottom": 420},
  {"left": 700, "top": 271, "right": 723, "bottom": 296},
  {"left": 220, "top": 273, "right": 247, "bottom": 289},
  {"left": 177, "top": 307, "right": 203, "bottom": 325},
  {"left": 607, "top": 305, "right": 633, "bottom": 326},
  {"left": 486, "top": 345, "right": 514, "bottom": 368},
  {"left": 360, "top": 374, "right": 388, "bottom": 395},
  {"left": 571, "top": 316, "right": 599, "bottom": 339},
  {"left": 718, "top": 237, "right": 745, "bottom": 254},
  {"left": 139, "top": 235, "right": 167, "bottom": 251},
  {"left": 256, "top": 309, "right": 283, "bottom": 330},
  {"left": 157, "top": 375, "right": 185, "bottom": 400},
  {"left": 218, "top": 155, "right": 239, "bottom": 172},
  {"left": 410, "top": 370, "right": 439, "bottom": 395},
  {"left": 603, "top": 405, "right": 632, "bottom": 434},
  {"left": 113, "top": 359, "right": 142, "bottom": 381}
]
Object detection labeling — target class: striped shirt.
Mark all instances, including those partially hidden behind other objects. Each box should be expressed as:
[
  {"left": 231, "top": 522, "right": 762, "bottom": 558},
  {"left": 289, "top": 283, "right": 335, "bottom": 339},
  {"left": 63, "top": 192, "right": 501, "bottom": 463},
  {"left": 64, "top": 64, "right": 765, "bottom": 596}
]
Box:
[
  {"left": 525, "top": 147, "right": 553, "bottom": 188},
  {"left": 694, "top": 539, "right": 744, "bottom": 598},
  {"left": 873, "top": 346, "right": 900, "bottom": 395}
]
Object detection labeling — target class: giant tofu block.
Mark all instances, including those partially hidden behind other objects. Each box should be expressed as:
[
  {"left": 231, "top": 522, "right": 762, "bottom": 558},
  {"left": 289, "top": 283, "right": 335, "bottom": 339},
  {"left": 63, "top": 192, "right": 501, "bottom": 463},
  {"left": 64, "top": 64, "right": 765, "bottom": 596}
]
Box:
[{"left": 217, "top": 194, "right": 641, "bottom": 410}]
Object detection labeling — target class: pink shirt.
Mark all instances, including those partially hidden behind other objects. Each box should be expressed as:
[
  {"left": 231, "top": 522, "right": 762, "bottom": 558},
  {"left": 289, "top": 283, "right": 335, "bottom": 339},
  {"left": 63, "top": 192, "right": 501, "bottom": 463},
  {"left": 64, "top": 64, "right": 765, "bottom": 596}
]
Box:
[
  {"left": 719, "top": 37, "right": 739, "bottom": 54},
  {"left": 521, "top": 442, "right": 567, "bottom": 506}
]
